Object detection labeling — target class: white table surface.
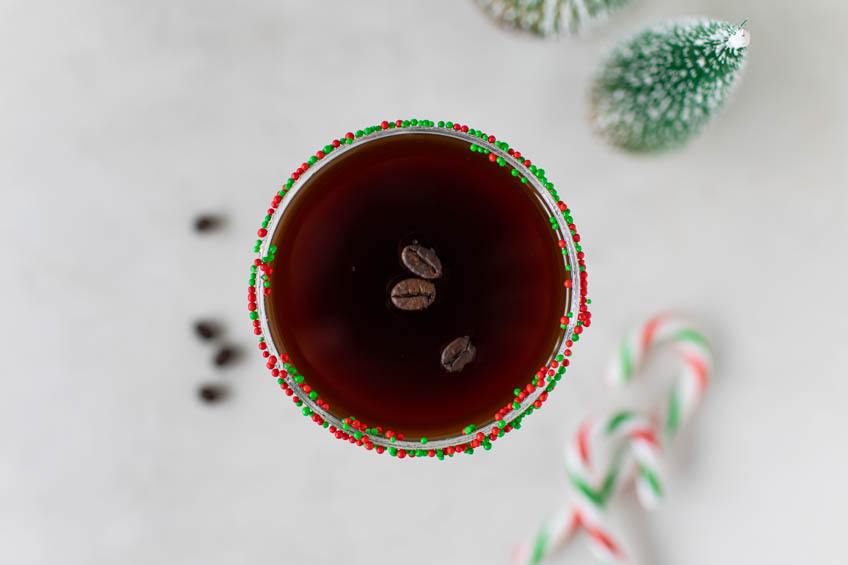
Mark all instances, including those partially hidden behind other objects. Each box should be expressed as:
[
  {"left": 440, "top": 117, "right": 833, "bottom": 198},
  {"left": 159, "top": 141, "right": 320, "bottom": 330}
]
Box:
[{"left": 2, "top": 1, "right": 847, "bottom": 563}]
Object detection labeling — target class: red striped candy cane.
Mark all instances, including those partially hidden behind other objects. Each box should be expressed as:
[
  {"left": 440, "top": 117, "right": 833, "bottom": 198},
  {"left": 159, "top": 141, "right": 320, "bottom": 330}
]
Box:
[
  {"left": 515, "top": 314, "right": 712, "bottom": 564},
  {"left": 608, "top": 314, "right": 711, "bottom": 442}
]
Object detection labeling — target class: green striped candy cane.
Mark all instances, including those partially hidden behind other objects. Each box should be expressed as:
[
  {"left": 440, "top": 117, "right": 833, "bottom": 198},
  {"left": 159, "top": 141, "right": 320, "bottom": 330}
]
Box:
[
  {"left": 608, "top": 314, "right": 711, "bottom": 441},
  {"left": 516, "top": 314, "right": 712, "bottom": 564}
]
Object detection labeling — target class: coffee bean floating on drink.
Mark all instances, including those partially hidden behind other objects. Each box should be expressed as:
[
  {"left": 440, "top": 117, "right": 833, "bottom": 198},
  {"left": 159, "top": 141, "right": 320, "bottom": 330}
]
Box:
[
  {"left": 440, "top": 336, "right": 477, "bottom": 373},
  {"left": 390, "top": 278, "right": 436, "bottom": 311},
  {"left": 401, "top": 244, "right": 443, "bottom": 279}
]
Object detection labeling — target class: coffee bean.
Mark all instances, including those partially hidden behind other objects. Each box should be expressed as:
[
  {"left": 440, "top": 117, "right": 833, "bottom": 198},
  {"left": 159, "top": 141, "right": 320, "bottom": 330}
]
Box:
[
  {"left": 441, "top": 336, "right": 476, "bottom": 373},
  {"left": 214, "top": 345, "right": 238, "bottom": 367},
  {"left": 194, "top": 214, "right": 222, "bottom": 232},
  {"left": 390, "top": 278, "right": 436, "bottom": 311},
  {"left": 401, "top": 244, "right": 443, "bottom": 279},
  {"left": 198, "top": 384, "right": 227, "bottom": 404},
  {"left": 194, "top": 320, "right": 220, "bottom": 341}
]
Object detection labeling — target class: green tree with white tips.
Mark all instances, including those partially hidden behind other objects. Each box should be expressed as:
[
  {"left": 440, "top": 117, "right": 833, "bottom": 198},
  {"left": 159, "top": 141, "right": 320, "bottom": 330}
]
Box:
[
  {"left": 590, "top": 18, "right": 750, "bottom": 153},
  {"left": 476, "top": 0, "right": 630, "bottom": 36}
]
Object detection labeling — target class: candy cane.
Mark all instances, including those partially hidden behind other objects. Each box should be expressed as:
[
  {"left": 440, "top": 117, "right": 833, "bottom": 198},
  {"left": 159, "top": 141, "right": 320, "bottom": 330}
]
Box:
[
  {"left": 515, "top": 314, "right": 712, "bottom": 564},
  {"left": 609, "top": 313, "right": 712, "bottom": 442}
]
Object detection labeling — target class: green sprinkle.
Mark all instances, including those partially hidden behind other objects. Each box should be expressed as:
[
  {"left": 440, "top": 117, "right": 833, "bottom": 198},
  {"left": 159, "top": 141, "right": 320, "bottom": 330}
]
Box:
[
  {"left": 294, "top": 375, "right": 304, "bottom": 384},
  {"left": 322, "top": 421, "right": 329, "bottom": 428},
  {"left": 323, "top": 144, "right": 333, "bottom": 153},
  {"left": 389, "top": 447, "right": 398, "bottom": 456},
  {"left": 438, "top": 121, "right": 445, "bottom": 127},
  {"left": 446, "top": 121, "right": 453, "bottom": 128},
  {"left": 390, "top": 436, "right": 396, "bottom": 443},
  {"left": 411, "top": 119, "right": 418, "bottom": 126},
  {"left": 301, "top": 406, "right": 311, "bottom": 416},
  {"left": 420, "top": 437, "right": 428, "bottom": 445},
  {"left": 354, "top": 431, "right": 363, "bottom": 440},
  {"left": 512, "top": 401, "right": 521, "bottom": 410},
  {"left": 342, "top": 423, "right": 350, "bottom": 430},
  {"left": 587, "top": 299, "right": 592, "bottom": 304},
  {"left": 511, "top": 169, "right": 519, "bottom": 176},
  {"left": 308, "top": 391, "right": 317, "bottom": 400},
  {"left": 277, "top": 378, "right": 284, "bottom": 385},
  {"left": 436, "top": 450, "right": 444, "bottom": 460},
  {"left": 416, "top": 449, "right": 425, "bottom": 457},
  {"left": 556, "top": 354, "right": 565, "bottom": 361},
  {"left": 402, "top": 120, "right": 410, "bottom": 127},
  {"left": 498, "top": 420, "right": 506, "bottom": 428}
]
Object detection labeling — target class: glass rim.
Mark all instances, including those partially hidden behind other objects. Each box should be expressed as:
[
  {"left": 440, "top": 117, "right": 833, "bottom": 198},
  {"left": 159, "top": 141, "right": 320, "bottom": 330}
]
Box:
[{"left": 251, "top": 120, "right": 587, "bottom": 457}]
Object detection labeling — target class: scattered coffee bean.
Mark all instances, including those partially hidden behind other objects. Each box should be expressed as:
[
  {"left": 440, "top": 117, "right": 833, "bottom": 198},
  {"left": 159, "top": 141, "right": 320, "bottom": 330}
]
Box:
[
  {"left": 401, "top": 244, "right": 443, "bottom": 280},
  {"left": 198, "top": 384, "right": 227, "bottom": 404},
  {"left": 214, "top": 345, "right": 238, "bottom": 367},
  {"left": 390, "top": 278, "right": 436, "bottom": 311},
  {"left": 441, "top": 336, "right": 476, "bottom": 373},
  {"left": 194, "top": 320, "right": 220, "bottom": 341},
  {"left": 194, "top": 214, "right": 223, "bottom": 232}
]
